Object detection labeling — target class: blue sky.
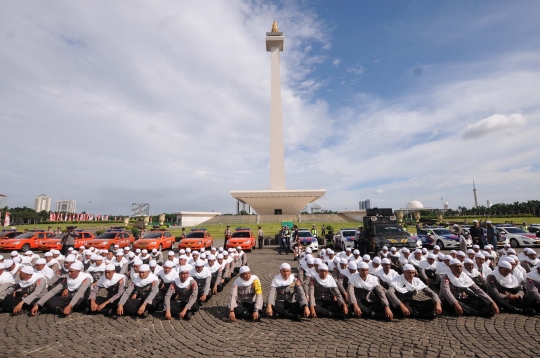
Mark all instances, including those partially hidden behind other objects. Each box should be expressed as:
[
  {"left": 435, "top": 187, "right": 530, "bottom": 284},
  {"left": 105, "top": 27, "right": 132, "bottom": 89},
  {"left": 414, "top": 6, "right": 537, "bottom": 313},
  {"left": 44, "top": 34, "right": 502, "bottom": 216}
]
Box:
[{"left": 0, "top": 1, "right": 539, "bottom": 215}]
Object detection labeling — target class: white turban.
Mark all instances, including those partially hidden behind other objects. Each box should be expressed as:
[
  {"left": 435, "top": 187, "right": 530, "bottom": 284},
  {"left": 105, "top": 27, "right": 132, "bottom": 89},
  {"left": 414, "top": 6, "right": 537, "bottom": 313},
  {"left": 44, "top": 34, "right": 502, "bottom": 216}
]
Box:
[
  {"left": 403, "top": 264, "right": 416, "bottom": 272},
  {"left": 280, "top": 263, "right": 291, "bottom": 270},
  {"left": 239, "top": 266, "right": 250, "bottom": 274}
]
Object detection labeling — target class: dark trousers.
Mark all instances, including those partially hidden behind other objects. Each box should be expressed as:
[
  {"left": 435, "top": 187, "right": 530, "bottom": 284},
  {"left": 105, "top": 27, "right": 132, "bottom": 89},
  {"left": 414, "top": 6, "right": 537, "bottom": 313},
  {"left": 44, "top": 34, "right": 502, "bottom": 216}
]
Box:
[
  {"left": 123, "top": 295, "right": 158, "bottom": 315},
  {"left": 2, "top": 293, "right": 38, "bottom": 313},
  {"left": 352, "top": 298, "right": 386, "bottom": 319},
  {"left": 45, "top": 295, "right": 87, "bottom": 313},
  {"left": 233, "top": 301, "right": 256, "bottom": 319},
  {"left": 393, "top": 299, "right": 435, "bottom": 319},
  {"left": 90, "top": 296, "right": 118, "bottom": 314},
  {"left": 314, "top": 299, "right": 342, "bottom": 317},
  {"left": 273, "top": 300, "right": 302, "bottom": 318},
  {"left": 279, "top": 238, "right": 289, "bottom": 254},
  {"left": 359, "top": 241, "right": 367, "bottom": 256},
  {"left": 61, "top": 244, "right": 70, "bottom": 256},
  {"left": 441, "top": 297, "right": 494, "bottom": 317},
  {"left": 170, "top": 300, "right": 199, "bottom": 316},
  {"left": 197, "top": 290, "right": 213, "bottom": 305},
  {"left": 258, "top": 238, "right": 264, "bottom": 249},
  {"left": 492, "top": 295, "right": 536, "bottom": 316}
]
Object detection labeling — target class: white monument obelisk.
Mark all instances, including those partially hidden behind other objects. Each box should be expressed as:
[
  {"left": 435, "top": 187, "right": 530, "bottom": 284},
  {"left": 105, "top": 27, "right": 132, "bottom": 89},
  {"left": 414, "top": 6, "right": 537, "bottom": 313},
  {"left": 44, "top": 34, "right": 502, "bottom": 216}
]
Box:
[
  {"left": 230, "top": 21, "right": 325, "bottom": 215},
  {"left": 267, "top": 21, "right": 286, "bottom": 190}
]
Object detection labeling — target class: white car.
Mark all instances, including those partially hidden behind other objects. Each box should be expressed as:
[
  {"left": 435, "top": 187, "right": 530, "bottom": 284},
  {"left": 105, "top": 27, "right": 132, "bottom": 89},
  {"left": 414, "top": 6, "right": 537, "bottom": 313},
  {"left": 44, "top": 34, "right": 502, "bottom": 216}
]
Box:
[
  {"left": 290, "top": 229, "right": 319, "bottom": 252},
  {"left": 496, "top": 227, "right": 540, "bottom": 248},
  {"left": 424, "top": 228, "right": 462, "bottom": 250},
  {"left": 335, "top": 228, "right": 357, "bottom": 251}
]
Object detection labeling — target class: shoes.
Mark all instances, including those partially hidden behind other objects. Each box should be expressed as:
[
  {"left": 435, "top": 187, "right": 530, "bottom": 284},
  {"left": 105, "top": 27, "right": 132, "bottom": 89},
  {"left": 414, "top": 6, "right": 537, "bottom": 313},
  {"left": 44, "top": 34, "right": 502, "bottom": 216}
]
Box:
[
  {"left": 293, "top": 313, "right": 302, "bottom": 322},
  {"left": 141, "top": 309, "right": 149, "bottom": 318},
  {"left": 185, "top": 312, "right": 193, "bottom": 321}
]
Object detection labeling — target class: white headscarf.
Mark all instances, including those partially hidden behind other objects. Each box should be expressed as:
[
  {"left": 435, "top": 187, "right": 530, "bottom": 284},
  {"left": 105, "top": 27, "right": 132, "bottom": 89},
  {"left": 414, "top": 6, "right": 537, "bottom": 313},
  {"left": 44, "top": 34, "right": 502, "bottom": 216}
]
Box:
[
  {"left": 158, "top": 268, "right": 179, "bottom": 283},
  {"left": 205, "top": 262, "right": 221, "bottom": 274},
  {"left": 313, "top": 273, "right": 338, "bottom": 288},
  {"left": 447, "top": 271, "right": 474, "bottom": 288},
  {"left": 0, "top": 271, "right": 15, "bottom": 285},
  {"left": 67, "top": 272, "right": 93, "bottom": 291},
  {"left": 131, "top": 272, "right": 158, "bottom": 287},
  {"left": 233, "top": 274, "right": 259, "bottom": 287},
  {"left": 18, "top": 272, "right": 45, "bottom": 288},
  {"left": 525, "top": 266, "right": 540, "bottom": 283},
  {"left": 190, "top": 267, "right": 211, "bottom": 279},
  {"left": 463, "top": 266, "right": 481, "bottom": 278},
  {"left": 174, "top": 276, "right": 195, "bottom": 289},
  {"left": 348, "top": 272, "right": 379, "bottom": 290},
  {"left": 390, "top": 275, "right": 427, "bottom": 294},
  {"left": 87, "top": 262, "right": 105, "bottom": 273},
  {"left": 419, "top": 259, "right": 437, "bottom": 270},
  {"left": 35, "top": 266, "right": 55, "bottom": 280},
  {"left": 97, "top": 273, "right": 124, "bottom": 288},
  {"left": 491, "top": 267, "right": 519, "bottom": 289},
  {"left": 46, "top": 258, "right": 59, "bottom": 268},
  {"left": 435, "top": 262, "right": 450, "bottom": 276},
  {"left": 271, "top": 273, "right": 295, "bottom": 288},
  {"left": 375, "top": 269, "right": 398, "bottom": 284}
]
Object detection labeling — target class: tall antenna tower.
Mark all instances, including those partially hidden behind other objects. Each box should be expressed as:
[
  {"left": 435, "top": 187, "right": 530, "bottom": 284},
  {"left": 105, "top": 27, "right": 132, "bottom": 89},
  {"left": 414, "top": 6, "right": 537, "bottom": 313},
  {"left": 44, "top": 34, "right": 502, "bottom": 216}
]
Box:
[{"left": 473, "top": 180, "right": 478, "bottom": 209}]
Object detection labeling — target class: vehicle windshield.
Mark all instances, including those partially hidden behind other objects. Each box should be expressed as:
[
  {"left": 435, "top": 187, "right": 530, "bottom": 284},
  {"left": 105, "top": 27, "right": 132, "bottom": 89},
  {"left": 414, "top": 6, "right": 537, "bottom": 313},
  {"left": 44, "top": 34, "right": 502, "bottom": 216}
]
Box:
[
  {"left": 186, "top": 232, "right": 204, "bottom": 238},
  {"left": 15, "top": 233, "right": 35, "bottom": 239},
  {"left": 96, "top": 233, "right": 117, "bottom": 239},
  {"left": 142, "top": 232, "right": 163, "bottom": 239},
  {"left": 342, "top": 231, "right": 356, "bottom": 237},
  {"left": 505, "top": 228, "right": 527, "bottom": 234},
  {"left": 298, "top": 231, "right": 313, "bottom": 237},
  {"left": 232, "top": 232, "right": 251, "bottom": 238},
  {"left": 432, "top": 229, "right": 454, "bottom": 235},
  {"left": 374, "top": 226, "right": 404, "bottom": 235}
]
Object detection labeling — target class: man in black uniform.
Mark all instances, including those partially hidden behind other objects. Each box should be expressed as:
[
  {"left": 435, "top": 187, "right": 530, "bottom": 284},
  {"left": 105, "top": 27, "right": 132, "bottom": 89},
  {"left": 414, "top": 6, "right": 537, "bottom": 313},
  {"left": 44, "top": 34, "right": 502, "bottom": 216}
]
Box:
[{"left": 469, "top": 220, "right": 484, "bottom": 249}]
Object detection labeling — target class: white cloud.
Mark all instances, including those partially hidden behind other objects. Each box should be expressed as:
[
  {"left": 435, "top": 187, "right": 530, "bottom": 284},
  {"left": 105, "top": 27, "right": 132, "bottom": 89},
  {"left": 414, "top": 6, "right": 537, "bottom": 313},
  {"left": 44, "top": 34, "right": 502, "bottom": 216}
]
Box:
[
  {"left": 332, "top": 58, "right": 341, "bottom": 67},
  {"left": 346, "top": 63, "right": 365, "bottom": 75},
  {"left": 462, "top": 113, "right": 526, "bottom": 139},
  {"left": 1, "top": 2, "right": 539, "bottom": 216}
]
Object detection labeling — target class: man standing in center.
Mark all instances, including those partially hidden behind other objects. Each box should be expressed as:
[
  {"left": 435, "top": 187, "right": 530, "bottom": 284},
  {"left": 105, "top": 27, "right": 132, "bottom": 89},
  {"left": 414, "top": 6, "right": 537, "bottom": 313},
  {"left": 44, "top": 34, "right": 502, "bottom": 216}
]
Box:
[
  {"left": 224, "top": 226, "right": 232, "bottom": 248},
  {"left": 257, "top": 226, "right": 264, "bottom": 250}
]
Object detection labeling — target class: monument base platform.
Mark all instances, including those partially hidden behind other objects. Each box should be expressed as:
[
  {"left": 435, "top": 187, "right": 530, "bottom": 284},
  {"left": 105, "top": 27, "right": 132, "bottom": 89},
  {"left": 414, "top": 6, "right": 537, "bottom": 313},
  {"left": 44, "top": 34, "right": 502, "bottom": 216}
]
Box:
[{"left": 231, "top": 189, "right": 326, "bottom": 215}]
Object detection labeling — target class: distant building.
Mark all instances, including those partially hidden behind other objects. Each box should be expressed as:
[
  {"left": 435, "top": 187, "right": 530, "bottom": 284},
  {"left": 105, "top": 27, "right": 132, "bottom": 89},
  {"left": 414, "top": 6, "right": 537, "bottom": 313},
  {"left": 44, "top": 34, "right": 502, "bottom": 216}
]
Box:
[
  {"left": 487, "top": 200, "right": 491, "bottom": 208},
  {"left": 34, "top": 195, "right": 51, "bottom": 212},
  {"left": 236, "top": 200, "right": 251, "bottom": 214},
  {"left": 0, "top": 194, "right": 6, "bottom": 208},
  {"left": 359, "top": 199, "right": 372, "bottom": 210},
  {"left": 56, "top": 200, "right": 76, "bottom": 213},
  {"left": 311, "top": 204, "right": 322, "bottom": 214}
]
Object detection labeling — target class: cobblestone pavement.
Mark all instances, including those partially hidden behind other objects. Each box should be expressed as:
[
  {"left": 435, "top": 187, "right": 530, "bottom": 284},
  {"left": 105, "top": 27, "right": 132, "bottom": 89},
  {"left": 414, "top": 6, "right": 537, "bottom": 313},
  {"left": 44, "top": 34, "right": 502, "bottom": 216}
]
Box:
[{"left": 1, "top": 245, "right": 539, "bottom": 358}]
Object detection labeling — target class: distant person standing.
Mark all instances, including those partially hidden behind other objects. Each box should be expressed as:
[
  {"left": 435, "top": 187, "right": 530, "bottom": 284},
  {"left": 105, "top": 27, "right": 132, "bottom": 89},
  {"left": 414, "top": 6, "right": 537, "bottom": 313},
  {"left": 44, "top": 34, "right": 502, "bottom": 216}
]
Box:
[
  {"left": 224, "top": 226, "right": 232, "bottom": 248},
  {"left": 469, "top": 220, "right": 484, "bottom": 249},
  {"left": 486, "top": 221, "right": 499, "bottom": 249},
  {"left": 278, "top": 226, "right": 289, "bottom": 255},
  {"left": 55, "top": 227, "right": 62, "bottom": 236},
  {"left": 310, "top": 225, "right": 318, "bottom": 239},
  {"left": 60, "top": 227, "right": 77, "bottom": 256},
  {"left": 257, "top": 226, "right": 264, "bottom": 250},
  {"left": 321, "top": 225, "right": 327, "bottom": 247},
  {"left": 452, "top": 224, "right": 467, "bottom": 253},
  {"left": 292, "top": 225, "right": 300, "bottom": 261}
]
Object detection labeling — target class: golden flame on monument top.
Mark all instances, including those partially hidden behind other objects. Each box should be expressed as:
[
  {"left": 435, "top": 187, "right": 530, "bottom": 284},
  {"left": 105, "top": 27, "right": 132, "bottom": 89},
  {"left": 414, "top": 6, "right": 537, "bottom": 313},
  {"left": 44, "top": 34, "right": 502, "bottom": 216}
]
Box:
[{"left": 271, "top": 20, "right": 279, "bottom": 32}]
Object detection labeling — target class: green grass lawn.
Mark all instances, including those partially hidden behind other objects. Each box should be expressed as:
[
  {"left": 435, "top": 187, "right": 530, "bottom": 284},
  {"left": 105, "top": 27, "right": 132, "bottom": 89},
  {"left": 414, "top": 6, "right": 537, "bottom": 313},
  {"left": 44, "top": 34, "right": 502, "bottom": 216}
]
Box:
[{"left": 7, "top": 216, "right": 538, "bottom": 239}]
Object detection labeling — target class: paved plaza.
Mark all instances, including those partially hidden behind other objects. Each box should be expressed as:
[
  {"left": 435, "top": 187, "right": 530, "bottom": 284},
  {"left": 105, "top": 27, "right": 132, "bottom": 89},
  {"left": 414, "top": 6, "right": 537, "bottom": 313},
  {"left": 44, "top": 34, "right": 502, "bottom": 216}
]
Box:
[{"left": 1, "top": 243, "right": 539, "bottom": 358}]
